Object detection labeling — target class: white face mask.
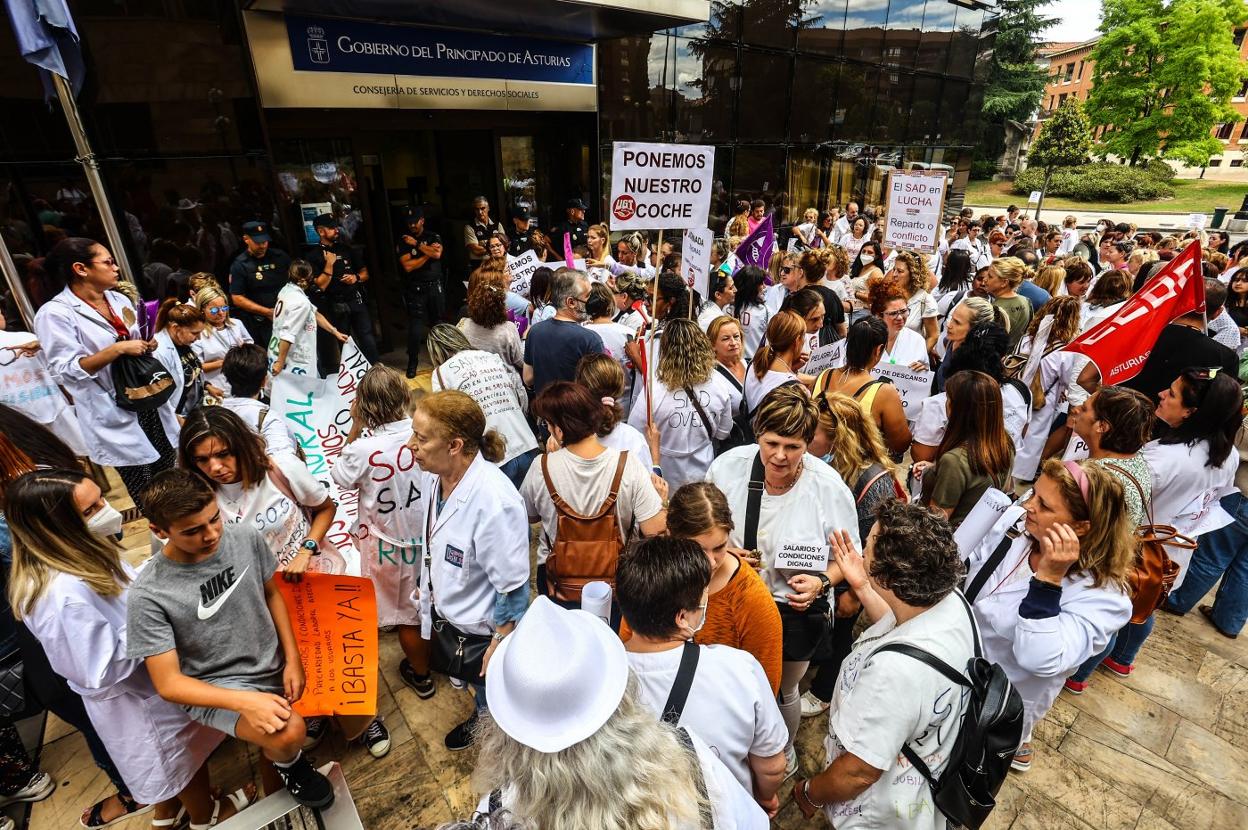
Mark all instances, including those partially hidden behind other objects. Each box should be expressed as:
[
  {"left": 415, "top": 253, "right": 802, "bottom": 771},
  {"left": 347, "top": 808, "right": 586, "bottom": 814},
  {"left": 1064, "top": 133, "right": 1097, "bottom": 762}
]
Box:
[
  {"left": 86, "top": 501, "right": 124, "bottom": 538},
  {"left": 1096, "top": 224, "right": 1107, "bottom": 233},
  {"left": 859, "top": 254, "right": 875, "bottom": 265}
]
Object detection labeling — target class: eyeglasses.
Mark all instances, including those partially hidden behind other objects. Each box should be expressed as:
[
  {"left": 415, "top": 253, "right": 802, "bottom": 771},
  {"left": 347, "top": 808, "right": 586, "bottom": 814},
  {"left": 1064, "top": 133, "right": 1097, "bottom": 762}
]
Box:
[
  {"left": 882, "top": 309, "right": 907, "bottom": 319},
  {"left": 206, "top": 305, "right": 229, "bottom": 315},
  {"left": 93, "top": 258, "right": 117, "bottom": 267}
]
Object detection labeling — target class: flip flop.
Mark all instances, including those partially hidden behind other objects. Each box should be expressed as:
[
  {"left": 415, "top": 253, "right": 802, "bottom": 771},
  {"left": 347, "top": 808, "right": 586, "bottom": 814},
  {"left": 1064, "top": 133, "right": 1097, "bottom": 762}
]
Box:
[
  {"left": 80, "top": 793, "right": 153, "bottom": 829},
  {"left": 188, "top": 788, "right": 255, "bottom": 830}
]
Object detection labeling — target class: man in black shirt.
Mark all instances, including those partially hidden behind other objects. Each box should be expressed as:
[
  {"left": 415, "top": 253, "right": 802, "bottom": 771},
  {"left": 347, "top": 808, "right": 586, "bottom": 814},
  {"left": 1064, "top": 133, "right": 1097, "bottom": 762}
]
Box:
[
  {"left": 397, "top": 208, "right": 444, "bottom": 378},
  {"left": 1122, "top": 313, "right": 1239, "bottom": 402},
  {"left": 306, "top": 213, "right": 380, "bottom": 374},
  {"left": 463, "top": 196, "right": 503, "bottom": 273},
  {"left": 228, "top": 221, "right": 291, "bottom": 348},
  {"left": 547, "top": 198, "right": 589, "bottom": 259},
  {"left": 506, "top": 205, "right": 548, "bottom": 260}
]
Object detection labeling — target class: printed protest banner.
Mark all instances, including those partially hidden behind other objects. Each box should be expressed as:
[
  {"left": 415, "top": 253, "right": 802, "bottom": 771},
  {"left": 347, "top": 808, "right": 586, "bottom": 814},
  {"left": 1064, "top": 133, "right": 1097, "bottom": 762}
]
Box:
[
  {"left": 505, "top": 249, "right": 542, "bottom": 296},
  {"left": 1064, "top": 242, "right": 1204, "bottom": 385},
  {"left": 609, "top": 142, "right": 714, "bottom": 231},
  {"left": 874, "top": 362, "right": 935, "bottom": 421},
  {"left": 883, "top": 170, "right": 947, "bottom": 254},
  {"left": 270, "top": 338, "right": 372, "bottom": 575},
  {"left": 804, "top": 340, "right": 846, "bottom": 374},
  {"left": 773, "top": 541, "right": 829, "bottom": 571},
  {"left": 681, "top": 227, "right": 712, "bottom": 300},
  {"left": 278, "top": 574, "right": 379, "bottom": 717},
  {"left": 1062, "top": 432, "right": 1090, "bottom": 461}
]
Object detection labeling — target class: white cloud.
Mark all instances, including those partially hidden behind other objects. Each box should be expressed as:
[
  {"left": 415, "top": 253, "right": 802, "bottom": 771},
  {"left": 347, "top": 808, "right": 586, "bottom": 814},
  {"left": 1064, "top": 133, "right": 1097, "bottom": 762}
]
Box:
[{"left": 1041, "top": 0, "right": 1102, "bottom": 42}]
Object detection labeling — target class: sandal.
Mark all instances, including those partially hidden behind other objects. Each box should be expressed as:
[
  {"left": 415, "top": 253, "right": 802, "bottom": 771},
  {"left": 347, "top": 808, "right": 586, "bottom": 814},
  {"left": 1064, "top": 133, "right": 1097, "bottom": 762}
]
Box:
[
  {"left": 151, "top": 807, "right": 187, "bottom": 830},
  {"left": 189, "top": 788, "right": 255, "bottom": 830},
  {"left": 80, "top": 793, "right": 154, "bottom": 829}
]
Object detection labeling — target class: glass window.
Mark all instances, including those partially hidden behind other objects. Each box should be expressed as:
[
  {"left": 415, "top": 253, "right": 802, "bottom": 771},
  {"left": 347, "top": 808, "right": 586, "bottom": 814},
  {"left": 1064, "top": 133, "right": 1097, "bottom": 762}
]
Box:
[
  {"left": 737, "top": 51, "right": 793, "bottom": 142},
  {"left": 796, "top": 0, "right": 848, "bottom": 56},
  {"left": 947, "top": 6, "right": 984, "bottom": 79},
  {"left": 883, "top": 0, "right": 925, "bottom": 69},
  {"left": 843, "top": 0, "right": 889, "bottom": 64},
  {"left": 598, "top": 36, "right": 670, "bottom": 142},
  {"left": 909, "top": 75, "right": 942, "bottom": 141},
  {"left": 914, "top": 0, "right": 956, "bottom": 75},
  {"left": 708, "top": 146, "right": 735, "bottom": 234},
  {"left": 785, "top": 148, "right": 822, "bottom": 226},
  {"left": 833, "top": 63, "right": 876, "bottom": 142},
  {"left": 876, "top": 70, "right": 914, "bottom": 143},
  {"left": 740, "top": 0, "right": 798, "bottom": 49},
  {"left": 937, "top": 80, "right": 969, "bottom": 140},
  {"left": 673, "top": 39, "right": 737, "bottom": 143},
  {"left": 676, "top": 0, "right": 741, "bottom": 40},
  {"left": 791, "top": 58, "right": 841, "bottom": 143},
  {"left": 732, "top": 147, "right": 788, "bottom": 218}
]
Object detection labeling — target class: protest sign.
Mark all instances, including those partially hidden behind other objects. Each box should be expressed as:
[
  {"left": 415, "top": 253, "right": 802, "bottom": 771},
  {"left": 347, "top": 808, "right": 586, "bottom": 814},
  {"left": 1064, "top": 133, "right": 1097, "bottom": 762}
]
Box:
[
  {"left": 875, "top": 362, "right": 935, "bottom": 421},
  {"left": 883, "top": 170, "right": 948, "bottom": 254},
  {"left": 953, "top": 488, "right": 1014, "bottom": 559},
  {"left": 1188, "top": 213, "right": 1208, "bottom": 230},
  {"left": 804, "top": 340, "right": 845, "bottom": 374},
  {"left": 1064, "top": 241, "right": 1204, "bottom": 385},
  {"left": 609, "top": 142, "right": 714, "bottom": 231},
  {"left": 0, "top": 332, "right": 65, "bottom": 425},
  {"left": 773, "top": 541, "right": 829, "bottom": 571},
  {"left": 681, "top": 227, "right": 712, "bottom": 300},
  {"left": 1062, "top": 432, "right": 1090, "bottom": 461},
  {"left": 506, "top": 249, "right": 542, "bottom": 296},
  {"left": 278, "top": 574, "right": 379, "bottom": 717},
  {"left": 1027, "top": 191, "right": 1041, "bottom": 205},
  {"left": 270, "top": 338, "right": 372, "bottom": 576}
]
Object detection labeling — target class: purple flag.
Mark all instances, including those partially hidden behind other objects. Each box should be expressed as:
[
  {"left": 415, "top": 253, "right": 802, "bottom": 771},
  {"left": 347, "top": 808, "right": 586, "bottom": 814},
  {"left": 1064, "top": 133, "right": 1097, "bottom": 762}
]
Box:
[{"left": 734, "top": 213, "right": 774, "bottom": 270}]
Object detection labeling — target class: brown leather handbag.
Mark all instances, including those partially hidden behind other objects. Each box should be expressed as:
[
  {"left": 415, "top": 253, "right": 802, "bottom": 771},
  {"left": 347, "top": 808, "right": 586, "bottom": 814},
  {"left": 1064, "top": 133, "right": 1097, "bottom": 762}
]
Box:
[
  {"left": 1114, "top": 465, "right": 1193, "bottom": 624},
  {"left": 542, "top": 450, "right": 630, "bottom": 602}
]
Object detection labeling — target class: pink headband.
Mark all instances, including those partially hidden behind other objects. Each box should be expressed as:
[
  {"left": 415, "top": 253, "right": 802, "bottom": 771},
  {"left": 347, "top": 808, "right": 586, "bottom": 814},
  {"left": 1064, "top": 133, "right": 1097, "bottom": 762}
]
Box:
[{"left": 1063, "top": 460, "right": 1090, "bottom": 503}]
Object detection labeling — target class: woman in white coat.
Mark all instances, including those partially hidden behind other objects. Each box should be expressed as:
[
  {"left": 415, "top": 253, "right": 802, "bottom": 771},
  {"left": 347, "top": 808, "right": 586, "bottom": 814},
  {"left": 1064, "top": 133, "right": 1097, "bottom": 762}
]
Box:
[
  {"left": 963, "top": 458, "right": 1133, "bottom": 772},
  {"left": 331, "top": 365, "right": 432, "bottom": 698},
  {"left": 33, "top": 238, "right": 180, "bottom": 508},
  {"left": 628, "top": 319, "right": 734, "bottom": 489},
  {"left": 191, "top": 284, "right": 252, "bottom": 396},
  {"left": 6, "top": 468, "right": 250, "bottom": 829},
  {"left": 409, "top": 390, "right": 530, "bottom": 752},
  {"left": 152, "top": 300, "right": 210, "bottom": 418}
]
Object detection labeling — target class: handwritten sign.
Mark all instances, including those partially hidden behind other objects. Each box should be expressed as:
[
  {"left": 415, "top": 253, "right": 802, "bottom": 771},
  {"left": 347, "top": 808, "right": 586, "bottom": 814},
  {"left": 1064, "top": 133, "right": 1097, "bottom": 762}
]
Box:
[
  {"left": 681, "top": 227, "right": 712, "bottom": 300},
  {"left": 805, "top": 340, "right": 846, "bottom": 374},
  {"left": 1188, "top": 212, "right": 1208, "bottom": 230},
  {"left": 773, "top": 541, "right": 829, "bottom": 571},
  {"left": 874, "top": 363, "right": 935, "bottom": 421},
  {"left": 506, "top": 249, "right": 543, "bottom": 296},
  {"left": 278, "top": 574, "right": 378, "bottom": 717}
]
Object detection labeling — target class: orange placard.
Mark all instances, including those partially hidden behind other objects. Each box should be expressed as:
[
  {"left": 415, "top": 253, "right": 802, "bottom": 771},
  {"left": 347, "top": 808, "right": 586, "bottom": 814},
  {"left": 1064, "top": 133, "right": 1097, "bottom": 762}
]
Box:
[{"left": 277, "top": 573, "right": 379, "bottom": 717}]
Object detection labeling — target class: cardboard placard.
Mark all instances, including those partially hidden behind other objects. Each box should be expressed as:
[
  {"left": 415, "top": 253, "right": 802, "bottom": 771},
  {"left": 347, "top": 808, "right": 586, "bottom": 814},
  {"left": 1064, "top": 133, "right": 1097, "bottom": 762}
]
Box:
[
  {"left": 804, "top": 340, "right": 846, "bottom": 374},
  {"left": 874, "top": 363, "right": 935, "bottom": 421},
  {"left": 609, "top": 141, "right": 715, "bottom": 231},
  {"left": 505, "top": 249, "right": 542, "bottom": 296},
  {"left": 278, "top": 573, "right": 379, "bottom": 717}
]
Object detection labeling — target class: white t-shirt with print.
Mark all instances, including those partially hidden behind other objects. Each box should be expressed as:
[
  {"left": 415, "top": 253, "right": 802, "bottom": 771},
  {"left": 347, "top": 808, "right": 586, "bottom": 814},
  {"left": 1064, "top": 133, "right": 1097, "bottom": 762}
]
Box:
[
  {"left": 270, "top": 284, "right": 317, "bottom": 376},
  {"left": 521, "top": 446, "right": 663, "bottom": 565},
  {"left": 737, "top": 302, "right": 771, "bottom": 361},
  {"left": 432, "top": 349, "right": 538, "bottom": 465},
  {"left": 823, "top": 592, "right": 976, "bottom": 830},
  {"left": 707, "top": 446, "right": 860, "bottom": 601},
  {"left": 216, "top": 461, "right": 328, "bottom": 568},
  {"left": 600, "top": 421, "right": 653, "bottom": 466},
  {"left": 220, "top": 396, "right": 298, "bottom": 458},
  {"left": 627, "top": 375, "right": 734, "bottom": 490},
  {"left": 629, "top": 644, "right": 787, "bottom": 794},
  {"left": 330, "top": 420, "right": 425, "bottom": 546}
]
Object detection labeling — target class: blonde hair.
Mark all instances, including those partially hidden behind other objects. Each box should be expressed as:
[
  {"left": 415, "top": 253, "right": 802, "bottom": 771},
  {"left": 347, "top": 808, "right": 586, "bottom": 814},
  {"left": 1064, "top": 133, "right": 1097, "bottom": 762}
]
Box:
[
  {"left": 815, "top": 392, "right": 894, "bottom": 484},
  {"left": 416, "top": 390, "right": 505, "bottom": 463},
  {"left": 473, "top": 678, "right": 710, "bottom": 830},
  {"left": 354, "top": 365, "right": 413, "bottom": 429},
  {"left": 825, "top": 245, "right": 849, "bottom": 279},
  {"left": 990, "top": 256, "right": 1029, "bottom": 289},
  {"left": 752, "top": 382, "right": 817, "bottom": 442},
  {"left": 426, "top": 323, "right": 472, "bottom": 368},
  {"left": 657, "top": 318, "right": 714, "bottom": 388},
  {"left": 6, "top": 469, "right": 129, "bottom": 619},
  {"left": 187, "top": 272, "right": 220, "bottom": 296},
  {"left": 893, "top": 250, "right": 930, "bottom": 297},
  {"left": 1128, "top": 248, "right": 1159, "bottom": 268},
  {"left": 1037, "top": 458, "right": 1134, "bottom": 589},
  {"left": 958, "top": 296, "right": 1010, "bottom": 332},
  {"left": 194, "top": 284, "right": 228, "bottom": 312},
  {"left": 753, "top": 310, "right": 805, "bottom": 380},
  {"left": 1032, "top": 264, "right": 1065, "bottom": 296}
]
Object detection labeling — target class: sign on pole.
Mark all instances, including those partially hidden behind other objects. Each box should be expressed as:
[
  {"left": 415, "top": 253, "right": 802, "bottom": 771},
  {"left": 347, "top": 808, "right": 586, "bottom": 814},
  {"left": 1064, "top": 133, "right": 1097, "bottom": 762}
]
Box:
[
  {"left": 1027, "top": 190, "right": 1042, "bottom": 205},
  {"left": 505, "top": 250, "right": 542, "bottom": 296},
  {"left": 882, "top": 170, "right": 948, "bottom": 254},
  {"left": 681, "top": 227, "right": 712, "bottom": 300},
  {"left": 609, "top": 142, "right": 715, "bottom": 231}
]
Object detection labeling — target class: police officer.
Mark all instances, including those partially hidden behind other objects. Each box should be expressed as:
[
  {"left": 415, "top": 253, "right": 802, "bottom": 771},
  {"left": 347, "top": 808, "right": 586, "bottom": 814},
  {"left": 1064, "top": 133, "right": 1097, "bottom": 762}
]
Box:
[
  {"left": 506, "top": 205, "right": 548, "bottom": 261},
  {"left": 306, "top": 213, "right": 380, "bottom": 375},
  {"left": 463, "top": 196, "right": 503, "bottom": 273},
  {"left": 547, "top": 198, "right": 589, "bottom": 259},
  {"left": 397, "top": 208, "right": 444, "bottom": 378},
  {"left": 228, "top": 220, "right": 291, "bottom": 348}
]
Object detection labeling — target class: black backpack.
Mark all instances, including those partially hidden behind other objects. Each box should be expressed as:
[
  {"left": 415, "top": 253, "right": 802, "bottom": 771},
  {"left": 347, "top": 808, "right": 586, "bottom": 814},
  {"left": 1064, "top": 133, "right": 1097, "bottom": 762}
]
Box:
[{"left": 872, "top": 592, "right": 1024, "bottom": 830}]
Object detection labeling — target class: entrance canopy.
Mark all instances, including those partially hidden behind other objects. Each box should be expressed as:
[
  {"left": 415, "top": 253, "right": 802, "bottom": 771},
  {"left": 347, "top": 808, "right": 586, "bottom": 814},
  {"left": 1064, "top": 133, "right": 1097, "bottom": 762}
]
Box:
[{"left": 242, "top": 0, "right": 710, "bottom": 41}]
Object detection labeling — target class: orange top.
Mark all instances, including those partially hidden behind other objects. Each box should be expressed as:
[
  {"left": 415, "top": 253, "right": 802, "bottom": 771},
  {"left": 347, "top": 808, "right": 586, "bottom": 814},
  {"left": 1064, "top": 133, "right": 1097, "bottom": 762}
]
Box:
[{"left": 618, "top": 554, "right": 783, "bottom": 695}]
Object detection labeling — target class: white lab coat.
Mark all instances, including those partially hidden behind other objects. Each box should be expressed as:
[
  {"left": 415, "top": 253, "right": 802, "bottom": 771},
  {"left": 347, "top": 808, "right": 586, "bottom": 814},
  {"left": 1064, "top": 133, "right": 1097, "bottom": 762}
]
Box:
[
  {"left": 1011, "top": 336, "right": 1088, "bottom": 482},
  {"left": 34, "top": 287, "right": 180, "bottom": 467},
  {"left": 152, "top": 329, "right": 188, "bottom": 413},
  {"left": 24, "top": 567, "right": 223, "bottom": 803},
  {"left": 964, "top": 507, "right": 1131, "bottom": 736},
  {"left": 0, "top": 330, "right": 87, "bottom": 455},
  {"left": 418, "top": 452, "right": 530, "bottom": 637},
  {"left": 1143, "top": 440, "right": 1240, "bottom": 587}
]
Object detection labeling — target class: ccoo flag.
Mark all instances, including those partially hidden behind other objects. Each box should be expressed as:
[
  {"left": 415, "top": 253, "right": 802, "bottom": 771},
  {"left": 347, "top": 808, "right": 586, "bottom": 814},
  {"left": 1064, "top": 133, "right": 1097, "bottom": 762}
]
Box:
[
  {"left": 734, "top": 213, "right": 775, "bottom": 271},
  {"left": 3, "top": 0, "right": 85, "bottom": 97},
  {"left": 1063, "top": 241, "right": 1205, "bottom": 385}
]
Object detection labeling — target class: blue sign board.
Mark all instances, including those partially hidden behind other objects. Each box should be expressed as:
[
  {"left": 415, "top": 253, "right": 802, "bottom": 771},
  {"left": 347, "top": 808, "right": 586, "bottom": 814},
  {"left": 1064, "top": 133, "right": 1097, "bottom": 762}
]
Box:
[{"left": 286, "top": 14, "right": 594, "bottom": 85}]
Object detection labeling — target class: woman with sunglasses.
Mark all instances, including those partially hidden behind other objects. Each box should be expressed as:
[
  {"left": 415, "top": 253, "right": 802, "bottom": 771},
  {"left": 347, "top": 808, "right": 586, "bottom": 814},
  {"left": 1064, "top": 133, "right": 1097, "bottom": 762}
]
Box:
[
  {"left": 764, "top": 252, "right": 806, "bottom": 316},
  {"left": 191, "top": 284, "right": 253, "bottom": 397}
]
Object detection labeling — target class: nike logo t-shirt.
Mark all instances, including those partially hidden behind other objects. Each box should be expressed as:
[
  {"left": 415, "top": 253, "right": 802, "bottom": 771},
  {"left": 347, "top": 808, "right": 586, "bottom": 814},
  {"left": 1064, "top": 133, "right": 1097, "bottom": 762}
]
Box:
[{"left": 127, "top": 523, "right": 284, "bottom": 692}]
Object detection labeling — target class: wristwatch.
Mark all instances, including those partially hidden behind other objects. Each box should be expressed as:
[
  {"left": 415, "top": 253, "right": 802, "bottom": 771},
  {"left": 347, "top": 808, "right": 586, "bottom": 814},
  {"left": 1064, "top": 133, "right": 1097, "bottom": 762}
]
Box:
[
  {"left": 492, "top": 631, "right": 507, "bottom": 642},
  {"left": 816, "top": 573, "right": 832, "bottom": 597},
  {"left": 301, "top": 539, "right": 320, "bottom": 556}
]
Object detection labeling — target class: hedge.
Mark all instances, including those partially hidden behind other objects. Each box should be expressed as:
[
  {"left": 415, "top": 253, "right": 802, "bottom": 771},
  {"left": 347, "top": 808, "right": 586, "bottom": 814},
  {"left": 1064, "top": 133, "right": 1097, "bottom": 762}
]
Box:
[{"left": 1013, "top": 162, "right": 1175, "bottom": 203}]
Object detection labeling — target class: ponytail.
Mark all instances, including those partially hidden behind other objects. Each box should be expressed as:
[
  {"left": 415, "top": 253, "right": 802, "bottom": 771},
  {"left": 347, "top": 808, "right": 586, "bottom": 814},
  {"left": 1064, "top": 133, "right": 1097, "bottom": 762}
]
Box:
[{"left": 154, "top": 298, "right": 204, "bottom": 333}]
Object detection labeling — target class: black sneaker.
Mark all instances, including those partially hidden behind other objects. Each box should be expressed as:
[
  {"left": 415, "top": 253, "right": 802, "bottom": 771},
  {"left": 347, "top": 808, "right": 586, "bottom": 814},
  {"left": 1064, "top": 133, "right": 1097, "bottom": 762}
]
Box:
[
  {"left": 444, "top": 712, "right": 479, "bottom": 752},
  {"left": 302, "top": 715, "right": 329, "bottom": 750},
  {"left": 400, "top": 660, "right": 436, "bottom": 699},
  {"left": 360, "top": 717, "right": 391, "bottom": 758},
  {"left": 276, "top": 755, "right": 335, "bottom": 809}
]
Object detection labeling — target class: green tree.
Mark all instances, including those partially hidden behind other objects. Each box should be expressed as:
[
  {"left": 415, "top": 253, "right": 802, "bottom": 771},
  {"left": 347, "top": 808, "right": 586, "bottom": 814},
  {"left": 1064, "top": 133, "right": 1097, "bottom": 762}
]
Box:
[
  {"left": 977, "top": 0, "right": 1055, "bottom": 165},
  {"left": 1154, "top": 0, "right": 1248, "bottom": 166},
  {"left": 1027, "top": 99, "right": 1093, "bottom": 215},
  {"left": 1085, "top": 0, "right": 1166, "bottom": 166}
]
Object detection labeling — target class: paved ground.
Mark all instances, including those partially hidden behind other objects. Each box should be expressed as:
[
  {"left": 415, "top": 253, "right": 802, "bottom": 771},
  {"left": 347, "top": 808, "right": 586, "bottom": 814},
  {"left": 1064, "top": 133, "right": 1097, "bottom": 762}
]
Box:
[{"left": 29, "top": 362, "right": 1248, "bottom": 830}]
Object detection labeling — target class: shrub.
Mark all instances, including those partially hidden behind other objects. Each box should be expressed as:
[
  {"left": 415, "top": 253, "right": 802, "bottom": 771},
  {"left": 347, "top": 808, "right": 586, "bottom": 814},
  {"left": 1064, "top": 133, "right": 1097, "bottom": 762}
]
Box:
[
  {"left": 1144, "top": 159, "right": 1176, "bottom": 182},
  {"left": 970, "top": 159, "right": 999, "bottom": 180},
  {"left": 1012, "top": 162, "right": 1175, "bottom": 203}
]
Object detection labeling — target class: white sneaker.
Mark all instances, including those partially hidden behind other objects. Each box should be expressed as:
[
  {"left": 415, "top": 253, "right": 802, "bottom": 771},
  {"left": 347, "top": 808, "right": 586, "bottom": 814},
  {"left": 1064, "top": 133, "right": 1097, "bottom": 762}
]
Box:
[
  {"left": 785, "top": 747, "right": 799, "bottom": 779},
  {"left": 800, "top": 690, "right": 830, "bottom": 718},
  {"left": 0, "top": 771, "right": 55, "bottom": 807},
  {"left": 449, "top": 676, "right": 466, "bottom": 690}
]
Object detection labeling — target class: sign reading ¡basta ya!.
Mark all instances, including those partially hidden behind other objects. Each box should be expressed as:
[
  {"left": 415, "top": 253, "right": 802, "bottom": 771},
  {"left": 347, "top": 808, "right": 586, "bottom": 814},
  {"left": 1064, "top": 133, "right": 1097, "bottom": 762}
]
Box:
[
  {"left": 882, "top": 170, "right": 948, "bottom": 254},
  {"left": 609, "top": 142, "right": 714, "bottom": 231}
]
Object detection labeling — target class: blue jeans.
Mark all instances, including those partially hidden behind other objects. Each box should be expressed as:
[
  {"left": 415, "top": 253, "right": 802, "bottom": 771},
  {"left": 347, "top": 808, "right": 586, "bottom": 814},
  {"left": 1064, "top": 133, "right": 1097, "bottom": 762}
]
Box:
[
  {"left": 472, "top": 683, "right": 487, "bottom": 713},
  {"left": 499, "top": 448, "right": 539, "bottom": 490},
  {"left": 1166, "top": 491, "right": 1248, "bottom": 635},
  {"left": 1069, "top": 616, "right": 1155, "bottom": 680}
]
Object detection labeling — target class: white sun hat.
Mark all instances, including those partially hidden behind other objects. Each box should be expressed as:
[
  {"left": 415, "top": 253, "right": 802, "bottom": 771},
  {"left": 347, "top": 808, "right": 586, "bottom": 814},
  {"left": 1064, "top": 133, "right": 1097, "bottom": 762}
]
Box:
[{"left": 485, "top": 596, "right": 628, "bottom": 753}]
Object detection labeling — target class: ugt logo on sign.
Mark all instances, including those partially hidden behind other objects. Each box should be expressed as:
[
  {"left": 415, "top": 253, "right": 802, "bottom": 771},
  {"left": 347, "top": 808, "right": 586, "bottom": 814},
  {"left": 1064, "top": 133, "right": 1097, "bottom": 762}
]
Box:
[
  {"left": 612, "top": 194, "right": 637, "bottom": 222},
  {"left": 307, "top": 25, "right": 330, "bottom": 64}
]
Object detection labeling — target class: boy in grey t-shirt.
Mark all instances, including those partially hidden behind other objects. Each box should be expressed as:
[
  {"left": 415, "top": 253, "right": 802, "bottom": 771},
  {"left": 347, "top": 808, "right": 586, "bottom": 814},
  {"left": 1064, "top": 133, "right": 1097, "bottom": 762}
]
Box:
[{"left": 128, "top": 470, "right": 333, "bottom": 810}]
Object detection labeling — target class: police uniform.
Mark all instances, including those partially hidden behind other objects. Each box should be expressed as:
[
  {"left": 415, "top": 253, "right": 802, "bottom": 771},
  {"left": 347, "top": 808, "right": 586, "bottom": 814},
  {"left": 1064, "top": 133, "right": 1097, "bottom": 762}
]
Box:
[
  {"left": 306, "top": 215, "right": 381, "bottom": 374},
  {"left": 228, "top": 222, "right": 290, "bottom": 348},
  {"left": 464, "top": 216, "right": 503, "bottom": 270},
  {"left": 550, "top": 199, "right": 589, "bottom": 253},
  {"left": 398, "top": 225, "right": 444, "bottom": 374}
]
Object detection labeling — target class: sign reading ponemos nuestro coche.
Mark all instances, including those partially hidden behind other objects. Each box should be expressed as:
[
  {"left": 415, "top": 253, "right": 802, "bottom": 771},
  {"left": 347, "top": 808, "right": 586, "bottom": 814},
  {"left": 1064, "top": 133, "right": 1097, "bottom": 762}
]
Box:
[{"left": 243, "top": 11, "right": 597, "bottom": 112}]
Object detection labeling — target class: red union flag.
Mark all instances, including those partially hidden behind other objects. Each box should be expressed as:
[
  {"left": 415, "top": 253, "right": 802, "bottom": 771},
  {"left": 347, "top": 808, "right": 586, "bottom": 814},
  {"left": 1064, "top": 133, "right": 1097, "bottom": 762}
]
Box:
[{"left": 1063, "top": 241, "right": 1205, "bottom": 385}]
